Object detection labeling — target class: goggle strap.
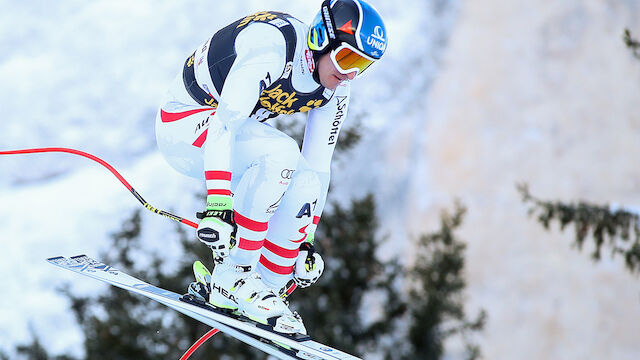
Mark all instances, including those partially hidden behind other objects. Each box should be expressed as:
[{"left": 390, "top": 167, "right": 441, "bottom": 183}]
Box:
[{"left": 321, "top": 0, "right": 337, "bottom": 41}]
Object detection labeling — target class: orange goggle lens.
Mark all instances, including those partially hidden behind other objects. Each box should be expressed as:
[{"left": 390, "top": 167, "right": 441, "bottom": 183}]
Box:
[{"left": 331, "top": 45, "right": 375, "bottom": 76}]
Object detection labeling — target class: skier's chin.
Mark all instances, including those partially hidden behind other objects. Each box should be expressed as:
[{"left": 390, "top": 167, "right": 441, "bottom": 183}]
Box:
[{"left": 325, "top": 75, "right": 343, "bottom": 90}]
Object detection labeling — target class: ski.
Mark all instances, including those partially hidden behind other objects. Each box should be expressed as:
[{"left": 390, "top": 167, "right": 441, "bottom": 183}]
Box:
[{"left": 47, "top": 255, "right": 361, "bottom": 360}]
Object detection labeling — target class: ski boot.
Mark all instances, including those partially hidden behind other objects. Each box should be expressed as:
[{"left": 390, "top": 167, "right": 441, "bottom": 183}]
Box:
[
  {"left": 187, "top": 260, "right": 212, "bottom": 302},
  {"left": 209, "top": 257, "right": 306, "bottom": 335}
]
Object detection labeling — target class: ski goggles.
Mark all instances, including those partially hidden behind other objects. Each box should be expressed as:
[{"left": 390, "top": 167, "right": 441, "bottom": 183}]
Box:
[{"left": 329, "top": 43, "right": 376, "bottom": 77}]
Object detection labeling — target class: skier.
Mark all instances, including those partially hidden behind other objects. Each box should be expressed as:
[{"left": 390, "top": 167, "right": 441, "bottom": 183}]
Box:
[{"left": 155, "top": 0, "right": 387, "bottom": 334}]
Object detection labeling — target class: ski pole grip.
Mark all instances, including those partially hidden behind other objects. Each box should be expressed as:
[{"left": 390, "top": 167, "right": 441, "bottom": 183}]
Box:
[{"left": 300, "top": 242, "right": 315, "bottom": 258}]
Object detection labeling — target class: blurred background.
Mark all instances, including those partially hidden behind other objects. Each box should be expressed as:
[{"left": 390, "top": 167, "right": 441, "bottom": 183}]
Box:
[{"left": 1, "top": 0, "right": 639, "bottom": 359}]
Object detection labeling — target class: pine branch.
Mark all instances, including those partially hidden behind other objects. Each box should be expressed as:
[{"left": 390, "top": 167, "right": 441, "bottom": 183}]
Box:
[
  {"left": 623, "top": 28, "right": 640, "bottom": 60},
  {"left": 517, "top": 183, "right": 640, "bottom": 274},
  {"left": 406, "top": 202, "right": 486, "bottom": 360}
]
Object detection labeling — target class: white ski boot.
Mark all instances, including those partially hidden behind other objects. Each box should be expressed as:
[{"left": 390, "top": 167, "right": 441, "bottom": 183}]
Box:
[{"left": 209, "top": 258, "right": 306, "bottom": 335}]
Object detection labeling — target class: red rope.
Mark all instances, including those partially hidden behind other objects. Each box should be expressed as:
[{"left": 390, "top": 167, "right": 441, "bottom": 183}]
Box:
[
  {"left": 180, "top": 328, "right": 220, "bottom": 360},
  {"left": 0, "top": 147, "right": 198, "bottom": 228},
  {"left": 0, "top": 147, "right": 219, "bottom": 355},
  {"left": 0, "top": 147, "right": 135, "bottom": 189}
]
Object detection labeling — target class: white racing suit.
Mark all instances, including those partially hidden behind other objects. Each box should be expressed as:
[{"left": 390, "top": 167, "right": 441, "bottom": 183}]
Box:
[{"left": 155, "top": 12, "right": 350, "bottom": 292}]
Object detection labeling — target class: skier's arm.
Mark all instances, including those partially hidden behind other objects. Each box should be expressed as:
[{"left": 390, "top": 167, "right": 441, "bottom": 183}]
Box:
[
  {"left": 301, "top": 81, "right": 351, "bottom": 238},
  {"left": 202, "top": 24, "right": 286, "bottom": 205},
  {"left": 196, "top": 24, "right": 286, "bottom": 255}
]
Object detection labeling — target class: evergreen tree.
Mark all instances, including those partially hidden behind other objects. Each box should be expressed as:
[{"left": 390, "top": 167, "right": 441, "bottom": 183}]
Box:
[
  {"left": 624, "top": 28, "right": 640, "bottom": 60},
  {"left": 58, "top": 210, "right": 262, "bottom": 360},
  {"left": 400, "top": 203, "right": 486, "bottom": 360},
  {"left": 518, "top": 184, "right": 640, "bottom": 275},
  {"left": 16, "top": 196, "right": 485, "bottom": 359},
  {"left": 291, "top": 194, "right": 406, "bottom": 356}
]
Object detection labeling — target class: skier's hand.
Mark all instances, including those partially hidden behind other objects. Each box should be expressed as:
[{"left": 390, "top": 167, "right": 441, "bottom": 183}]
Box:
[
  {"left": 196, "top": 207, "right": 237, "bottom": 259},
  {"left": 293, "top": 242, "right": 324, "bottom": 288}
]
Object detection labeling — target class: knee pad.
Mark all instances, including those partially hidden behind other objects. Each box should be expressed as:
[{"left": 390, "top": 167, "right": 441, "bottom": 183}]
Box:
[
  {"left": 287, "top": 169, "right": 322, "bottom": 213},
  {"left": 265, "top": 169, "right": 321, "bottom": 240},
  {"left": 257, "top": 169, "right": 321, "bottom": 290}
]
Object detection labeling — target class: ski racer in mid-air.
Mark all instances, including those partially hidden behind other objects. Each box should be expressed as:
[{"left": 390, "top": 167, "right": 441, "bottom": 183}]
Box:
[{"left": 155, "top": 0, "right": 387, "bottom": 334}]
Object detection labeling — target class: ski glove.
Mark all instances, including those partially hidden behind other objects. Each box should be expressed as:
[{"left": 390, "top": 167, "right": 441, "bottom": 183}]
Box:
[
  {"left": 293, "top": 242, "right": 324, "bottom": 288},
  {"left": 196, "top": 195, "right": 237, "bottom": 259}
]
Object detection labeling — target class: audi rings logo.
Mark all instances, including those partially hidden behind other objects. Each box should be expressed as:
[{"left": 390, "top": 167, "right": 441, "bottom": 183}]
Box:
[{"left": 281, "top": 169, "right": 295, "bottom": 179}]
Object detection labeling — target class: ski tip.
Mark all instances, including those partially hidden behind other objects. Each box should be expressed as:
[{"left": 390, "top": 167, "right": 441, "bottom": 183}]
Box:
[
  {"left": 70, "top": 254, "right": 88, "bottom": 260},
  {"left": 46, "top": 256, "right": 65, "bottom": 262}
]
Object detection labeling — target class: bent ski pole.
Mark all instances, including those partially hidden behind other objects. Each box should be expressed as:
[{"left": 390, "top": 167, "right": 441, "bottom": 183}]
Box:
[{"left": 0, "top": 147, "right": 198, "bottom": 228}]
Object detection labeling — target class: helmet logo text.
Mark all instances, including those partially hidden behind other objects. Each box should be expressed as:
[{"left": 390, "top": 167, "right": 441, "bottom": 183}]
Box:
[
  {"left": 322, "top": 6, "right": 336, "bottom": 40},
  {"left": 372, "top": 26, "right": 385, "bottom": 41},
  {"left": 367, "top": 26, "right": 386, "bottom": 52}
]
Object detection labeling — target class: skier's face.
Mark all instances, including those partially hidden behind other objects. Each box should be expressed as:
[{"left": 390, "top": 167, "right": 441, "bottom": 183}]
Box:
[{"left": 317, "top": 53, "right": 356, "bottom": 90}]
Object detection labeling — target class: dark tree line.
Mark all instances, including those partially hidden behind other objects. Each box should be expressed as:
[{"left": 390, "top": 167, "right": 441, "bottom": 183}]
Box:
[{"left": 12, "top": 196, "right": 484, "bottom": 359}]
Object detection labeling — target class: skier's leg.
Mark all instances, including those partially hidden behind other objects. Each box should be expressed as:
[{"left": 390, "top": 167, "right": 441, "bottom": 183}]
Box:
[
  {"left": 227, "top": 120, "right": 301, "bottom": 267},
  {"left": 206, "top": 121, "right": 307, "bottom": 333},
  {"left": 256, "top": 158, "right": 322, "bottom": 293},
  {"left": 155, "top": 72, "right": 298, "bottom": 221},
  {"left": 155, "top": 71, "right": 215, "bottom": 179},
  {"left": 156, "top": 74, "right": 305, "bottom": 333}
]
